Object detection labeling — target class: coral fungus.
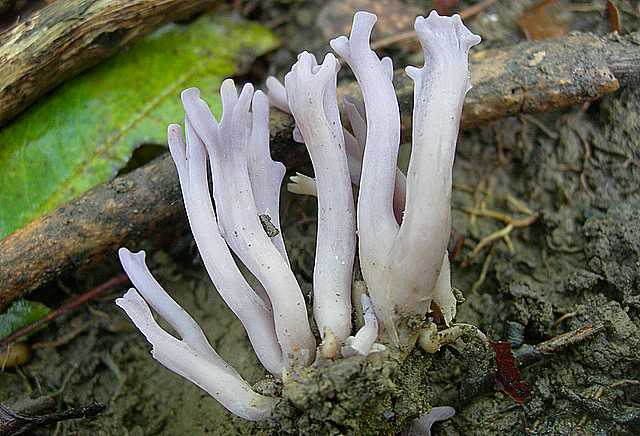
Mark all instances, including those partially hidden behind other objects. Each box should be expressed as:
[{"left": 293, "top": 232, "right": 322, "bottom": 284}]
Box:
[{"left": 116, "top": 10, "right": 480, "bottom": 422}]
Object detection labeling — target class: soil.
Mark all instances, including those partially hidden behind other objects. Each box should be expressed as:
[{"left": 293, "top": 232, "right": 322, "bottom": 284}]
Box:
[{"left": 2, "top": 0, "right": 640, "bottom": 435}]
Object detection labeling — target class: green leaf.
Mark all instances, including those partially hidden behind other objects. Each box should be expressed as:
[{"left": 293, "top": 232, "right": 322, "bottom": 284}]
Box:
[
  {"left": 0, "top": 16, "right": 278, "bottom": 239},
  {"left": 0, "top": 299, "right": 50, "bottom": 339}
]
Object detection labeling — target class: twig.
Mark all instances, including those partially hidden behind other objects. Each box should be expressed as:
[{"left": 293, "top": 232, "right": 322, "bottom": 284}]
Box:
[
  {"left": 458, "top": 324, "right": 608, "bottom": 405},
  {"left": 470, "top": 178, "right": 490, "bottom": 227},
  {"left": 503, "top": 234, "right": 514, "bottom": 253},
  {"left": 0, "top": 401, "right": 105, "bottom": 435},
  {"left": 470, "top": 247, "right": 494, "bottom": 294},
  {"left": 466, "top": 224, "right": 514, "bottom": 264},
  {"left": 578, "top": 385, "right": 605, "bottom": 427},
  {"left": 101, "top": 352, "right": 126, "bottom": 402},
  {"left": 545, "top": 235, "right": 582, "bottom": 253},
  {"left": 0, "top": 0, "right": 217, "bottom": 127},
  {"left": 559, "top": 386, "right": 640, "bottom": 427},
  {"left": 506, "top": 194, "right": 535, "bottom": 216},
  {"left": 462, "top": 208, "right": 538, "bottom": 228},
  {"left": 461, "top": 197, "right": 539, "bottom": 266},
  {"left": 0, "top": 274, "right": 129, "bottom": 350},
  {"left": 520, "top": 114, "right": 559, "bottom": 139},
  {"left": 31, "top": 323, "right": 89, "bottom": 349},
  {"left": 515, "top": 323, "right": 605, "bottom": 366},
  {"left": 552, "top": 311, "right": 577, "bottom": 328}
]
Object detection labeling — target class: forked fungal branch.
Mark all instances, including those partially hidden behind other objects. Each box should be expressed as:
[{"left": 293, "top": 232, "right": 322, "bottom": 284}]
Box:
[{"left": 116, "top": 10, "right": 479, "bottom": 421}]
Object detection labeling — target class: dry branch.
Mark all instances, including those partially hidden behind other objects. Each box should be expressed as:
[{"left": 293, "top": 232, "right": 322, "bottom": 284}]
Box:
[
  {"left": 1, "top": 31, "right": 639, "bottom": 310},
  {"left": 0, "top": 0, "right": 217, "bottom": 127}
]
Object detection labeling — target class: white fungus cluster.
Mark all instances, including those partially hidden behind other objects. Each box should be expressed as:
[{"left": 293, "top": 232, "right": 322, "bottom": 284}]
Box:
[{"left": 116, "top": 11, "right": 480, "bottom": 421}]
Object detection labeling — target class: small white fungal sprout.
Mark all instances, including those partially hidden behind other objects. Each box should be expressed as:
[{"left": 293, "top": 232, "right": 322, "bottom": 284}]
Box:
[
  {"left": 266, "top": 75, "right": 289, "bottom": 113},
  {"left": 115, "top": 9, "right": 480, "bottom": 423},
  {"left": 342, "top": 295, "right": 386, "bottom": 357},
  {"left": 319, "top": 327, "right": 339, "bottom": 359},
  {"left": 402, "top": 406, "right": 456, "bottom": 436},
  {"left": 287, "top": 172, "right": 317, "bottom": 196}
]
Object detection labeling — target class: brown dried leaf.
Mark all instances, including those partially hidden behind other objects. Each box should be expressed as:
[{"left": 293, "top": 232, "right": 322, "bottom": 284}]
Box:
[
  {"left": 518, "top": 0, "right": 569, "bottom": 41},
  {"left": 491, "top": 341, "right": 531, "bottom": 403},
  {"left": 607, "top": 0, "right": 622, "bottom": 33}
]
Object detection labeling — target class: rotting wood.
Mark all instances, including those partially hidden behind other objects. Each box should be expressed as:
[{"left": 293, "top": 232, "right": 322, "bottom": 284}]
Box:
[
  {"left": 1, "top": 31, "right": 639, "bottom": 310},
  {"left": 0, "top": 0, "right": 217, "bottom": 127}
]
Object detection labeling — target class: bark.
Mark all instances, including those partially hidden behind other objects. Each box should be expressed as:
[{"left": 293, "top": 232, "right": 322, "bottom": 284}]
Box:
[
  {"left": 1, "top": 31, "right": 639, "bottom": 311},
  {"left": 0, "top": 0, "right": 217, "bottom": 127},
  {"left": 341, "top": 31, "right": 638, "bottom": 130}
]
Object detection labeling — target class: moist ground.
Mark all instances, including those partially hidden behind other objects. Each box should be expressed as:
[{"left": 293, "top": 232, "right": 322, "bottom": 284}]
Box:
[{"left": 2, "top": 1, "right": 639, "bottom": 435}]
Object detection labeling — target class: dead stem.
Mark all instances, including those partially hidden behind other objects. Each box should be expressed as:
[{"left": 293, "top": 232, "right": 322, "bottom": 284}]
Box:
[
  {"left": 468, "top": 178, "right": 491, "bottom": 227},
  {"left": 31, "top": 323, "right": 89, "bottom": 350},
  {"left": 452, "top": 183, "right": 477, "bottom": 194},
  {"left": 515, "top": 324, "right": 605, "bottom": 366},
  {"left": 505, "top": 194, "right": 534, "bottom": 215},
  {"left": 461, "top": 196, "right": 538, "bottom": 267},
  {"left": 469, "top": 224, "right": 513, "bottom": 258},
  {"left": 578, "top": 385, "right": 605, "bottom": 427},
  {"left": 0, "top": 274, "right": 129, "bottom": 351},
  {"left": 552, "top": 312, "right": 577, "bottom": 329},
  {"left": 559, "top": 385, "right": 640, "bottom": 427},
  {"left": 545, "top": 235, "right": 582, "bottom": 253},
  {"left": 462, "top": 208, "right": 538, "bottom": 228},
  {"left": 470, "top": 247, "right": 494, "bottom": 294},
  {"left": 0, "top": 400, "right": 105, "bottom": 435},
  {"left": 520, "top": 114, "right": 559, "bottom": 139}
]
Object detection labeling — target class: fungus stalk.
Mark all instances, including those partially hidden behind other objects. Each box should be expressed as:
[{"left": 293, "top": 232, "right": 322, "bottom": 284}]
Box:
[
  {"left": 284, "top": 52, "right": 356, "bottom": 342},
  {"left": 330, "top": 14, "right": 401, "bottom": 336},
  {"left": 391, "top": 12, "right": 481, "bottom": 324},
  {"left": 246, "top": 91, "right": 289, "bottom": 262},
  {"left": 269, "top": 87, "right": 409, "bottom": 222},
  {"left": 331, "top": 11, "right": 480, "bottom": 343},
  {"left": 267, "top": 77, "right": 369, "bottom": 195}
]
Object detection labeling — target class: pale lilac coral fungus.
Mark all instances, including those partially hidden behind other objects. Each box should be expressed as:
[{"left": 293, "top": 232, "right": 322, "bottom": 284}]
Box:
[{"left": 116, "top": 10, "right": 479, "bottom": 422}]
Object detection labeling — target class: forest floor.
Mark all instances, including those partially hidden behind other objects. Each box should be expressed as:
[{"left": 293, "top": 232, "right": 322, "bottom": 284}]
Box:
[{"left": 1, "top": 0, "right": 640, "bottom": 435}]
